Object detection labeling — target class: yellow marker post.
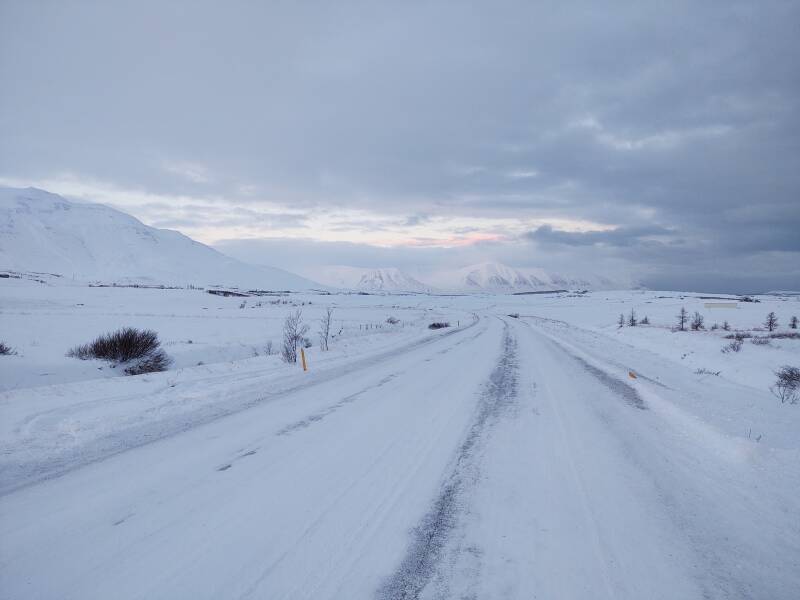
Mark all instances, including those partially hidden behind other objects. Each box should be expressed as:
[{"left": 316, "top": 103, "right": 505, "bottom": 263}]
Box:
[{"left": 300, "top": 348, "right": 308, "bottom": 372}]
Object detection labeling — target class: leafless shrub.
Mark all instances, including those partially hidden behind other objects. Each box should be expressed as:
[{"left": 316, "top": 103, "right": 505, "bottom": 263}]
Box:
[
  {"left": 690, "top": 311, "right": 705, "bottom": 331},
  {"left": 319, "top": 307, "right": 334, "bottom": 351},
  {"left": 0, "top": 341, "right": 16, "bottom": 355},
  {"left": 765, "top": 312, "right": 778, "bottom": 332},
  {"left": 265, "top": 340, "right": 274, "bottom": 355},
  {"left": 676, "top": 307, "right": 688, "bottom": 331},
  {"left": 628, "top": 309, "right": 637, "bottom": 327},
  {"left": 694, "top": 368, "right": 721, "bottom": 376},
  {"left": 67, "top": 327, "right": 161, "bottom": 362},
  {"left": 123, "top": 349, "right": 171, "bottom": 375},
  {"left": 771, "top": 366, "right": 800, "bottom": 404},
  {"left": 768, "top": 331, "right": 800, "bottom": 340},
  {"left": 722, "top": 320, "right": 731, "bottom": 331},
  {"left": 790, "top": 316, "right": 798, "bottom": 330},
  {"left": 725, "top": 332, "right": 751, "bottom": 340},
  {"left": 281, "top": 309, "right": 309, "bottom": 363},
  {"left": 641, "top": 315, "right": 650, "bottom": 325},
  {"left": 722, "top": 339, "right": 743, "bottom": 353},
  {"left": 428, "top": 322, "right": 450, "bottom": 330},
  {"left": 67, "top": 327, "right": 171, "bottom": 375},
  {"left": 751, "top": 336, "right": 771, "bottom": 346}
]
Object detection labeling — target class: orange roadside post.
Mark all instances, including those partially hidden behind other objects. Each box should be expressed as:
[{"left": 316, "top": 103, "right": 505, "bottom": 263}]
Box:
[{"left": 300, "top": 348, "right": 308, "bottom": 372}]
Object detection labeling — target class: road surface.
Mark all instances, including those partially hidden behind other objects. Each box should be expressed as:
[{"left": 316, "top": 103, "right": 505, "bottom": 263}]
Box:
[{"left": 1, "top": 315, "right": 797, "bottom": 599}]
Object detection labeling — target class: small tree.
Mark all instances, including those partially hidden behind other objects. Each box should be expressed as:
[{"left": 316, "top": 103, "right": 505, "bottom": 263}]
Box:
[
  {"left": 281, "top": 309, "right": 309, "bottom": 363},
  {"left": 790, "top": 316, "right": 798, "bottom": 330},
  {"left": 722, "top": 320, "right": 731, "bottom": 331},
  {"left": 318, "top": 307, "right": 334, "bottom": 351},
  {"left": 691, "top": 311, "right": 705, "bottom": 331},
  {"left": 771, "top": 366, "right": 800, "bottom": 404},
  {"left": 677, "top": 307, "right": 688, "bottom": 331},
  {"left": 641, "top": 315, "right": 650, "bottom": 325},
  {"left": 618, "top": 314, "right": 625, "bottom": 328},
  {"left": 765, "top": 312, "right": 778, "bottom": 332},
  {"left": 628, "top": 309, "right": 638, "bottom": 327}
]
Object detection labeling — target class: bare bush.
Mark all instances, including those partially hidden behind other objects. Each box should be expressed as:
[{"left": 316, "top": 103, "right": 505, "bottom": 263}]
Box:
[
  {"left": 768, "top": 331, "right": 800, "bottom": 340},
  {"left": 790, "top": 316, "right": 798, "bottom": 330},
  {"left": 725, "top": 332, "right": 750, "bottom": 340},
  {"left": 722, "top": 320, "right": 731, "bottom": 331},
  {"left": 265, "top": 340, "right": 274, "bottom": 355},
  {"left": 690, "top": 311, "right": 705, "bottom": 331},
  {"left": 641, "top": 316, "right": 650, "bottom": 325},
  {"left": 628, "top": 309, "right": 637, "bottom": 327},
  {"left": 676, "top": 307, "right": 688, "bottom": 331},
  {"left": 751, "top": 336, "right": 771, "bottom": 346},
  {"left": 722, "top": 339, "right": 743, "bottom": 353},
  {"left": 319, "top": 307, "right": 334, "bottom": 351},
  {"left": 0, "top": 341, "right": 16, "bottom": 355},
  {"left": 67, "top": 327, "right": 161, "bottom": 362},
  {"left": 123, "top": 349, "right": 171, "bottom": 375},
  {"left": 771, "top": 366, "right": 800, "bottom": 404},
  {"left": 618, "top": 313, "right": 625, "bottom": 328},
  {"left": 67, "top": 327, "right": 171, "bottom": 375},
  {"left": 281, "top": 310, "right": 309, "bottom": 363},
  {"left": 428, "top": 322, "right": 450, "bottom": 330},
  {"left": 694, "top": 368, "right": 721, "bottom": 376},
  {"left": 765, "top": 312, "right": 779, "bottom": 332}
]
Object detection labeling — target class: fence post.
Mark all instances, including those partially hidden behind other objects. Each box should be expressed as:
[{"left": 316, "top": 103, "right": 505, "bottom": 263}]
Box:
[{"left": 301, "top": 348, "right": 308, "bottom": 372}]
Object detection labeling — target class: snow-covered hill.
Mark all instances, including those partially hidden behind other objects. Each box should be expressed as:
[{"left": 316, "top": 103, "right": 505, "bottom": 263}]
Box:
[
  {"left": 306, "top": 266, "right": 432, "bottom": 293},
  {"left": 435, "top": 262, "right": 617, "bottom": 293},
  {"left": 308, "top": 262, "right": 620, "bottom": 294},
  {"left": 0, "top": 187, "right": 321, "bottom": 290}
]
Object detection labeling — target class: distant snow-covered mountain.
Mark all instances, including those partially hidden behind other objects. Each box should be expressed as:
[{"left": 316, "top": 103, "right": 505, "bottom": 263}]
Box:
[
  {"left": 433, "top": 262, "right": 618, "bottom": 293},
  {"left": 307, "top": 266, "right": 432, "bottom": 293},
  {"left": 308, "top": 261, "right": 620, "bottom": 294},
  {"left": 0, "top": 187, "right": 321, "bottom": 291}
]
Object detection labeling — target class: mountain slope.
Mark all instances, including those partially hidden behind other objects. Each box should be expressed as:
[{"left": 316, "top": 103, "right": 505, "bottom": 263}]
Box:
[
  {"left": 0, "top": 187, "right": 321, "bottom": 290},
  {"left": 305, "top": 266, "right": 433, "bottom": 293},
  {"left": 434, "top": 262, "right": 615, "bottom": 293}
]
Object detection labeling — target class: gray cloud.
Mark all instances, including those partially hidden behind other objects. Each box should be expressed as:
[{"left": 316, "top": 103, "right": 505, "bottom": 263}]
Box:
[
  {"left": 1, "top": 0, "right": 798, "bottom": 292},
  {"left": 529, "top": 225, "right": 675, "bottom": 247}
]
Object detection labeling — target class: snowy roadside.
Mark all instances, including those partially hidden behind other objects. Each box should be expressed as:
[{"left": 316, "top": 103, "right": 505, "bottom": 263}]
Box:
[{"left": 0, "top": 314, "right": 481, "bottom": 495}]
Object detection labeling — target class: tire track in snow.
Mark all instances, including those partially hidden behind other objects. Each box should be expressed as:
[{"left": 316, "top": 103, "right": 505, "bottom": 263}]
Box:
[
  {"left": 0, "top": 316, "right": 484, "bottom": 496},
  {"left": 377, "top": 321, "right": 518, "bottom": 600}
]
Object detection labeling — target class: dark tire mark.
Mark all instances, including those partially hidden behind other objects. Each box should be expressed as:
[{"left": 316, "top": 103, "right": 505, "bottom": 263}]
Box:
[
  {"left": 377, "top": 323, "right": 519, "bottom": 600},
  {"left": 570, "top": 355, "right": 646, "bottom": 410}
]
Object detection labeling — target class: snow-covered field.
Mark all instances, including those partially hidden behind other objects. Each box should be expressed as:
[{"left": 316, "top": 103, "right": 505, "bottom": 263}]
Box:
[{"left": 1, "top": 280, "right": 799, "bottom": 599}]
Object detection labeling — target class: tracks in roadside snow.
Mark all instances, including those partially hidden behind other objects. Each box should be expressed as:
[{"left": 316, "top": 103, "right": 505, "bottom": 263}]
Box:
[
  {"left": 0, "top": 314, "right": 484, "bottom": 497},
  {"left": 377, "top": 320, "right": 519, "bottom": 600}
]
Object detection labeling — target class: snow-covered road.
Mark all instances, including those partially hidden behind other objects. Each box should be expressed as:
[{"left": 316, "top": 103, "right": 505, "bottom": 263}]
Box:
[{"left": 1, "top": 314, "right": 798, "bottom": 599}]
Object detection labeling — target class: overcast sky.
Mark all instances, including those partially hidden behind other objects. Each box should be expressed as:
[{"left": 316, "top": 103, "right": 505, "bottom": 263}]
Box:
[{"left": 1, "top": 1, "right": 798, "bottom": 292}]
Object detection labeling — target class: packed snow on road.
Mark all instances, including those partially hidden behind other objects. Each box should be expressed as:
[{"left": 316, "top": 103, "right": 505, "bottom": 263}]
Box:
[{"left": 1, "top": 278, "right": 799, "bottom": 599}]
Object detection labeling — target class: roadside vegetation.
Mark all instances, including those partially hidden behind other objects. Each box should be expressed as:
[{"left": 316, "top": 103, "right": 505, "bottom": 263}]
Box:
[{"left": 67, "top": 327, "right": 171, "bottom": 375}]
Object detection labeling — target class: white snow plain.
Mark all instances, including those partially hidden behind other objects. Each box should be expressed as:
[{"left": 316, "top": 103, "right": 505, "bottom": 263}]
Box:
[{"left": 1, "top": 280, "right": 799, "bottom": 599}]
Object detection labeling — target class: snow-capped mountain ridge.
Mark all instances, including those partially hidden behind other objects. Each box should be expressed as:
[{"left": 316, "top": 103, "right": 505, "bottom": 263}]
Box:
[
  {"left": 304, "top": 266, "right": 432, "bottom": 293},
  {"left": 356, "top": 268, "right": 432, "bottom": 293},
  {"left": 0, "top": 187, "right": 320, "bottom": 290},
  {"left": 441, "top": 261, "right": 614, "bottom": 293}
]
